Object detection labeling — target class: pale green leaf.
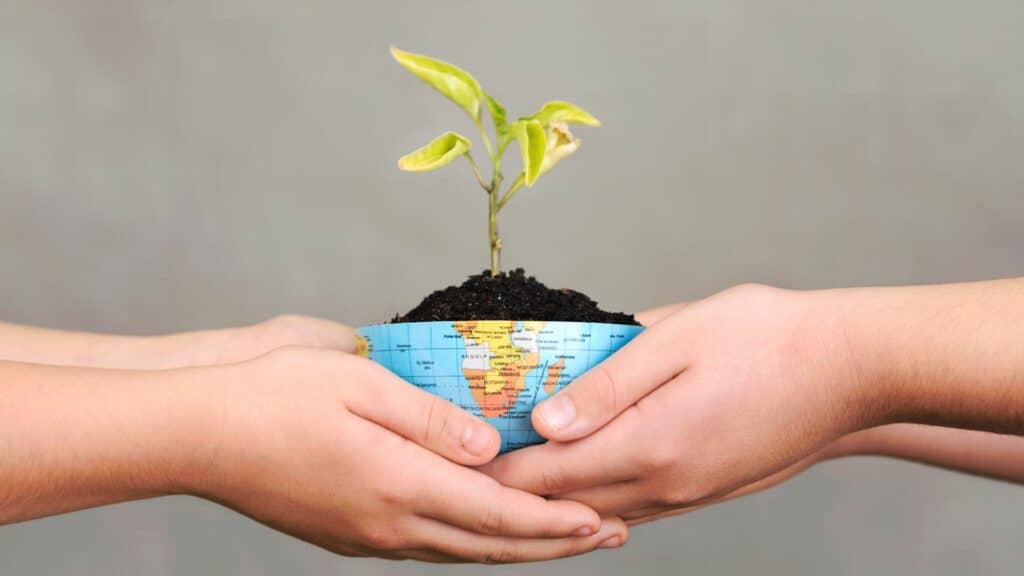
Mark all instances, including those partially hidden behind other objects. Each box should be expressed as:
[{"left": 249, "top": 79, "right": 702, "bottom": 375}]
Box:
[
  {"left": 483, "top": 92, "right": 507, "bottom": 135},
  {"left": 515, "top": 120, "right": 546, "bottom": 186},
  {"left": 391, "top": 47, "right": 482, "bottom": 122},
  {"left": 524, "top": 100, "right": 601, "bottom": 127},
  {"left": 397, "top": 131, "right": 471, "bottom": 172}
]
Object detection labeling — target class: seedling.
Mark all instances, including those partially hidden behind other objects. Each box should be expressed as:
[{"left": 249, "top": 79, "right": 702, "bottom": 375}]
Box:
[{"left": 391, "top": 47, "right": 600, "bottom": 277}]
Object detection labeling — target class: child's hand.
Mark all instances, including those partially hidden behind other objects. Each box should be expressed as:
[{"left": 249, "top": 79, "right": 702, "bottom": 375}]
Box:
[{"left": 195, "top": 347, "right": 627, "bottom": 562}]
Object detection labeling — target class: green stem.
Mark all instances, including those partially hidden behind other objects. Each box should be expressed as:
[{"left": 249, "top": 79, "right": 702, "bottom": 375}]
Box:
[
  {"left": 488, "top": 187, "right": 500, "bottom": 276},
  {"left": 474, "top": 119, "right": 495, "bottom": 161},
  {"left": 488, "top": 137, "right": 504, "bottom": 276},
  {"left": 497, "top": 172, "right": 525, "bottom": 211},
  {"left": 477, "top": 119, "right": 505, "bottom": 276},
  {"left": 464, "top": 153, "right": 488, "bottom": 191}
]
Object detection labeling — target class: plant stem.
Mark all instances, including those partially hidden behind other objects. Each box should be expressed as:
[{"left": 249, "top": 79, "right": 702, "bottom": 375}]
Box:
[
  {"left": 477, "top": 119, "right": 503, "bottom": 276},
  {"left": 488, "top": 139, "right": 503, "bottom": 276},
  {"left": 497, "top": 172, "right": 525, "bottom": 211},
  {"left": 464, "top": 153, "right": 488, "bottom": 191},
  {"left": 474, "top": 119, "right": 495, "bottom": 160},
  {"left": 488, "top": 187, "right": 501, "bottom": 276}
]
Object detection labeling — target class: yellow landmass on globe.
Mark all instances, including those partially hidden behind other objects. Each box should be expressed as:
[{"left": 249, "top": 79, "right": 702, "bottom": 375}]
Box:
[{"left": 454, "top": 320, "right": 545, "bottom": 418}]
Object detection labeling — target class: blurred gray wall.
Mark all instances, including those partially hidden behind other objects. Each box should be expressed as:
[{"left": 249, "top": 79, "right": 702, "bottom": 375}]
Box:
[{"left": 2, "top": 1, "right": 1023, "bottom": 574}]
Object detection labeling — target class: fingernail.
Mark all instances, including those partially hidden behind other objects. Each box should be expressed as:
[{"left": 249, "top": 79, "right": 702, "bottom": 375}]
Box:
[
  {"left": 598, "top": 536, "right": 623, "bottom": 549},
  {"left": 461, "top": 423, "right": 492, "bottom": 456},
  {"left": 537, "top": 395, "right": 576, "bottom": 431},
  {"left": 571, "top": 525, "right": 596, "bottom": 537}
]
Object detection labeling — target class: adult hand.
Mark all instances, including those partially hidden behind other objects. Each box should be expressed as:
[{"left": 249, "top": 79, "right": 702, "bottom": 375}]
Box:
[
  {"left": 197, "top": 347, "right": 627, "bottom": 562},
  {"left": 486, "top": 279, "right": 1024, "bottom": 525},
  {"left": 482, "top": 284, "right": 871, "bottom": 521}
]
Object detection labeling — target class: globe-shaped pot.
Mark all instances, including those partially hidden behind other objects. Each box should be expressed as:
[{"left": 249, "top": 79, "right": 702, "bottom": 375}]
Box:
[{"left": 357, "top": 320, "right": 643, "bottom": 453}]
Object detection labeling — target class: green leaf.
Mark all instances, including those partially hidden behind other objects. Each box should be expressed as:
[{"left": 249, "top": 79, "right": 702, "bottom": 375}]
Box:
[
  {"left": 524, "top": 100, "right": 601, "bottom": 127},
  {"left": 390, "top": 47, "right": 483, "bottom": 122},
  {"left": 483, "top": 92, "right": 507, "bottom": 135},
  {"left": 515, "top": 120, "right": 546, "bottom": 186},
  {"left": 397, "top": 131, "right": 471, "bottom": 172}
]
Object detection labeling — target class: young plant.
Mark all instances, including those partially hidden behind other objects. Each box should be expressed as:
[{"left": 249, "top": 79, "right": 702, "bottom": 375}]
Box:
[{"left": 391, "top": 47, "right": 600, "bottom": 277}]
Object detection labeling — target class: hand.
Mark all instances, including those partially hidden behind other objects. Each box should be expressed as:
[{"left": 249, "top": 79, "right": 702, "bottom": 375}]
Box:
[
  {"left": 623, "top": 430, "right": 858, "bottom": 525},
  {"left": 482, "top": 284, "right": 874, "bottom": 521},
  {"left": 194, "top": 347, "right": 627, "bottom": 563},
  {"left": 201, "top": 314, "right": 359, "bottom": 364}
]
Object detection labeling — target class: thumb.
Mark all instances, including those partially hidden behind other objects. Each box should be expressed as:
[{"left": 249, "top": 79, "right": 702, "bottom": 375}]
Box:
[
  {"left": 532, "top": 315, "right": 689, "bottom": 442},
  {"left": 343, "top": 355, "right": 502, "bottom": 466}
]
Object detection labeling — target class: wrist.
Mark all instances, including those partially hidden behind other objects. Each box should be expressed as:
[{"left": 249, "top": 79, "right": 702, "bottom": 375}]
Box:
[
  {"left": 154, "top": 365, "right": 235, "bottom": 497},
  {"left": 820, "top": 426, "right": 896, "bottom": 460},
  {"left": 798, "top": 288, "right": 895, "bottom": 436},
  {"left": 819, "top": 287, "right": 934, "bottom": 431},
  {"left": 145, "top": 328, "right": 253, "bottom": 369}
]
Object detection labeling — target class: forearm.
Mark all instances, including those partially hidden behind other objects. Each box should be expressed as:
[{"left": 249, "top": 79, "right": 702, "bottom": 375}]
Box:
[
  {"left": 0, "top": 321, "right": 254, "bottom": 369},
  {"left": 0, "top": 360, "right": 213, "bottom": 524},
  {"left": 837, "top": 278, "right": 1024, "bottom": 434},
  {"left": 830, "top": 424, "right": 1024, "bottom": 484}
]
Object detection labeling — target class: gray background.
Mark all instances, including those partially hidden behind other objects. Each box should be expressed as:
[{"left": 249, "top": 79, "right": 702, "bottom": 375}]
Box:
[{"left": 2, "top": 1, "right": 1023, "bottom": 574}]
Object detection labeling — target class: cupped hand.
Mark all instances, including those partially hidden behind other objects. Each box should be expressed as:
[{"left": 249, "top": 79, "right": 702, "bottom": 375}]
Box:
[
  {"left": 197, "top": 314, "right": 359, "bottom": 365},
  {"left": 482, "top": 284, "right": 878, "bottom": 522},
  {"left": 191, "top": 347, "right": 627, "bottom": 563}
]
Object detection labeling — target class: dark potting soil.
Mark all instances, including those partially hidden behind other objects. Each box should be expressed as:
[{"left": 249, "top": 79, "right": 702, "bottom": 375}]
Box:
[{"left": 391, "top": 268, "right": 640, "bottom": 325}]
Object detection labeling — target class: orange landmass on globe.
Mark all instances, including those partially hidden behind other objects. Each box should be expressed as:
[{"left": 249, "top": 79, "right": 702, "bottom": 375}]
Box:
[
  {"left": 455, "top": 320, "right": 544, "bottom": 418},
  {"left": 543, "top": 358, "right": 565, "bottom": 395}
]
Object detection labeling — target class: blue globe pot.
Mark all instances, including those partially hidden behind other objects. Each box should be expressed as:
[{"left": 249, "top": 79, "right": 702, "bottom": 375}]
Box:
[{"left": 357, "top": 320, "right": 643, "bottom": 453}]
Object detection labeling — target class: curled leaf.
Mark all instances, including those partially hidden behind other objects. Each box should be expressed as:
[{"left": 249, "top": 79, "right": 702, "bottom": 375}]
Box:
[
  {"left": 391, "top": 47, "right": 483, "bottom": 122},
  {"left": 515, "top": 120, "right": 546, "bottom": 187},
  {"left": 539, "top": 122, "right": 581, "bottom": 176},
  {"left": 397, "top": 131, "right": 471, "bottom": 172},
  {"left": 525, "top": 100, "right": 601, "bottom": 127}
]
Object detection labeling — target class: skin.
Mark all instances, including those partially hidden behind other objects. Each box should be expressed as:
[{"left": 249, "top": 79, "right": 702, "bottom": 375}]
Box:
[
  {"left": 0, "top": 314, "right": 360, "bottom": 369},
  {"left": 483, "top": 280, "right": 1024, "bottom": 523},
  {"left": 8, "top": 280, "right": 1024, "bottom": 559},
  {"left": 0, "top": 319, "right": 627, "bottom": 563}
]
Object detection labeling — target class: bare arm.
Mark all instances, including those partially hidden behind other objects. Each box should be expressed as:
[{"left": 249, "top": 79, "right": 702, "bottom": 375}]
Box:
[
  {"left": 0, "top": 316, "right": 357, "bottom": 369},
  {"left": 485, "top": 279, "right": 1024, "bottom": 521},
  {"left": 0, "top": 360, "right": 205, "bottom": 521},
  {"left": 836, "top": 423, "right": 1024, "bottom": 483},
  {"left": 848, "top": 278, "right": 1024, "bottom": 435},
  {"left": 0, "top": 353, "right": 625, "bottom": 562}
]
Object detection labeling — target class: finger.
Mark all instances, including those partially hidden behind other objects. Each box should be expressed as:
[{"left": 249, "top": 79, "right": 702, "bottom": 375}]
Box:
[
  {"left": 344, "top": 355, "right": 501, "bottom": 465},
  {"left": 623, "top": 497, "right": 718, "bottom": 526},
  {"left": 261, "top": 315, "right": 359, "bottom": 353},
  {"left": 532, "top": 318, "right": 689, "bottom": 442},
  {"left": 635, "top": 301, "right": 689, "bottom": 327},
  {"left": 622, "top": 452, "right": 824, "bottom": 526},
  {"left": 625, "top": 507, "right": 690, "bottom": 526},
  {"left": 413, "top": 450, "right": 601, "bottom": 538},
  {"left": 409, "top": 517, "right": 628, "bottom": 564},
  {"left": 480, "top": 407, "right": 643, "bottom": 495},
  {"left": 390, "top": 549, "right": 460, "bottom": 563},
  {"left": 291, "top": 316, "right": 358, "bottom": 353},
  {"left": 553, "top": 480, "right": 656, "bottom": 518}
]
